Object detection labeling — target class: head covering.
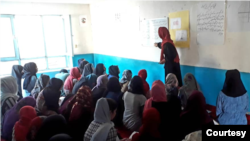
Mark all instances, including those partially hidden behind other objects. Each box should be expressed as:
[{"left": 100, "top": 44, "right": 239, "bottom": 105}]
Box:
[
  {"left": 1, "top": 76, "right": 19, "bottom": 107},
  {"left": 120, "top": 70, "right": 132, "bottom": 84},
  {"left": 13, "top": 106, "right": 37, "bottom": 141},
  {"left": 1, "top": 97, "right": 36, "bottom": 141},
  {"left": 108, "top": 65, "right": 119, "bottom": 78},
  {"left": 49, "top": 134, "right": 73, "bottom": 141},
  {"left": 72, "top": 74, "right": 98, "bottom": 94},
  {"left": 48, "top": 78, "right": 64, "bottom": 91},
  {"left": 107, "top": 77, "right": 121, "bottom": 93},
  {"left": 60, "top": 69, "right": 68, "bottom": 73},
  {"left": 222, "top": 69, "right": 247, "bottom": 97},
  {"left": 132, "top": 108, "right": 161, "bottom": 141},
  {"left": 128, "top": 76, "right": 144, "bottom": 95},
  {"left": 158, "top": 27, "right": 179, "bottom": 63},
  {"left": 91, "top": 98, "right": 114, "bottom": 141},
  {"left": 181, "top": 91, "right": 213, "bottom": 126},
  {"left": 11, "top": 65, "right": 23, "bottom": 99},
  {"left": 165, "top": 73, "right": 178, "bottom": 94},
  {"left": 95, "top": 75, "right": 108, "bottom": 89},
  {"left": 22, "top": 62, "right": 37, "bottom": 90},
  {"left": 144, "top": 80, "right": 167, "bottom": 111},
  {"left": 94, "top": 63, "right": 105, "bottom": 77},
  {"left": 78, "top": 60, "right": 89, "bottom": 74},
  {"left": 78, "top": 59, "right": 86, "bottom": 66},
  {"left": 69, "top": 86, "right": 92, "bottom": 121},
  {"left": 35, "top": 115, "right": 67, "bottom": 141},
  {"left": 138, "top": 69, "right": 150, "bottom": 94},
  {"left": 27, "top": 116, "right": 47, "bottom": 141},
  {"left": 43, "top": 87, "right": 61, "bottom": 112},
  {"left": 31, "top": 74, "right": 50, "bottom": 99},
  {"left": 83, "top": 63, "right": 94, "bottom": 77},
  {"left": 64, "top": 67, "right": 81, "bottom": 91}
]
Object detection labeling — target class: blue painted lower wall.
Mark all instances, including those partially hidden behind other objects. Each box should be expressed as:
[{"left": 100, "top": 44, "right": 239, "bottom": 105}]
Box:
[
  {"left": 37, "top": 53, "right": 250, "bottom": 109},
  {"left": 93, "top": 53, "right": 250, "bottom": 108}
]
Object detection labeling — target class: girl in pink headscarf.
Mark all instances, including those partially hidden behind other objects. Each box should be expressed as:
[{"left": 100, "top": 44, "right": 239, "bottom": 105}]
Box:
[{"left": 64, "top": 67, "right": 81, "bottom": 95}]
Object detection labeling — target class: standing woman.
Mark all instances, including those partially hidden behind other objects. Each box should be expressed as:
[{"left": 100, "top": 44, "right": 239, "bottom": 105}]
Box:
[
  {"left": 216, "top": 69, "right": 249, "bottom": 125},
  {"left": 0, "top": 76, "right": 18, "bottom": 136},
  {"left": 11, "top": 65, "right": 24, "bottom": 100},
  {"left": 155, "top": 27, "right": 182, "bottom": 87},
  {"left": 22, "top": 62, "right": 38, "bottom": 97}
]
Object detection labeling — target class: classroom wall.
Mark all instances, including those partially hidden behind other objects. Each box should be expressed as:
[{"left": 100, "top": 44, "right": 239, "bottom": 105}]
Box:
[
  {"left": 90, "top": 1, "right": 250, "bottom": 108},
  {"left": 0, "top": 1, "right": 94, "bottom": 54}
]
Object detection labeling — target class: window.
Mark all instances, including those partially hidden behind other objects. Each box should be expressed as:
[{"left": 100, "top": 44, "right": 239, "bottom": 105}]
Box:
[{"left": 0, "top": 15, "right": 69, "bottom": 75}]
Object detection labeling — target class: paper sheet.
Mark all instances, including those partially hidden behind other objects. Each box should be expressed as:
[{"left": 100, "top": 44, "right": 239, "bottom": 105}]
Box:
[
  {"left": 140, "top": 18, "right": 168, "bottom": 47},
  {"left": 227, "top": 1, "right": 250, "bottom": 32},
  {"left": 176, "top": 30, "right": 187, "bottom": 41},
  {"left": 170, "top": 18, "right": 181, "bottom": 29},
  {"left": 196, "top": 1, "right": 225, "bottom": 45}
]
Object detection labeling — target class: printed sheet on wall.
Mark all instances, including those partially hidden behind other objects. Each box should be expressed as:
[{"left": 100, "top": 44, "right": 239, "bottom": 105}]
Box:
[
  {"left": 196, "top": 1, "right": 225, "bottom": 46},
  {"left": 140, "top": 18, "right": 168, "bottom": 47},
  {"left": 227, "top": 1, "right": 250, "bottom": 32}
]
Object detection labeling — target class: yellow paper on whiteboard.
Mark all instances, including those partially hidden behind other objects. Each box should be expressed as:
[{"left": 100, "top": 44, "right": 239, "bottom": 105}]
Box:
[{"left": 169, "top": 10, "right": 190, "bottom": 48}]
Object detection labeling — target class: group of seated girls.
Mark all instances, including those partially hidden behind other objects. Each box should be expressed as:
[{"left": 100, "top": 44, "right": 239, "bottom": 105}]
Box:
[{"left": 1, "top": 58, "right": 249, "bottom": 141}]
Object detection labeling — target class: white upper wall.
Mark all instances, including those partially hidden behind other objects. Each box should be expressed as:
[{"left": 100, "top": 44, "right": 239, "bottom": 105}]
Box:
[
  {"left": 0, "top": 1, "right": 94, "bottom": 54},
  {"left": 90, "top": 1, "right": 250, "bottom": 73}
]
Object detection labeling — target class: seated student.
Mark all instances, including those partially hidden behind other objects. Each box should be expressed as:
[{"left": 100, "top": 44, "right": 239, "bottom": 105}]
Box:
[
  {"left": 36, "top": 87, "right": 61, "bottom": 116},
  {"left": 179, "top": 73, "right": 200, "bottom": 109},
  {"left": 34, "top": 115, "right": 67, "bottom": 141},
  {"left": 1, "top": 76, "right": 19, "bottom": 118},
  {"left": 65, "top": 86, "right": 94, "bottom": 141},
  {"left": 72, "top": 73, "right": 98, "bottom": 94},
  {"left": 92, "top": 75, "right": 108, "bottom": 107},
  {"left": 31, "top": 74, "right": 50, "bottom": 99},
  {"left": 78, "top": 60, "right": 89, "bottom": 75},
  {"left": 104, "top": 77, "right": 124, "bottom": 126},
  {"left": 144, "top": 80, "right": 181, "bottom": 141},
  {"left": 47, "top": 78, "right": 64, "bottom": 94},
  {"left": 12, "top": 106, "right": 37, "bottom": 141},
  {"left": 120, "top": 70, "right": 132, "bottom": 93},
  {"left": 82, "top": 63, "right": 94, "bottom": 77},
  {"left": 11, "top": 65, "right": 24, "bottom": 100},
  {"left": 165, "top": 73, "right": 179, "bottom": 96},
  {"left": 123, "top": 76, "right": 147, "bottom": 132},
  {"left": 26, "top": 116, "right": 47, "bottom": 141},
  {"left": 108, "top": 65, "right": 120, "bottom": 79},
  {"left": 179, "top": 91, "right": 214, "bottom": 140},
  {"left": 1, "top": 97, "right": 36, "bottom": 141},
  {"left": 216, "top": 69, "right": 249, "bottom": 125},
  {"left": 55, "top": 69, "right": 70, "bottom": 83},
  {"left": 84, "top": 98, "right": 122, "bottom": 141},
  {"left": 94, "top": 63, "right": 106, "bottom": 77},
  {"left": 48, "top": 134, "right": 73, "bottom": 141},
  {"left": 138, "top": 69, "right": 150, "bottom": 98},
  {"left": 22, "top": 62, "right": 38, "bottom": 97},
  {"left": 131, "top": 108, "right": 161, "bottom": 141},
  {"left": 64, "top": 67, "right": 81, "bottom": 95}
]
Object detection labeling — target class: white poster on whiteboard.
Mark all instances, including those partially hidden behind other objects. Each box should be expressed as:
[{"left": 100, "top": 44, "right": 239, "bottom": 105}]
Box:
[
  {"left": 196, "top": 1, "right": 225, "bottom": 45},
  {"left": 227, "top": 1, "right": 250, "bottom": 32},
  {"left": 140, "top": 18, "right": 168, "bottom": 47}
]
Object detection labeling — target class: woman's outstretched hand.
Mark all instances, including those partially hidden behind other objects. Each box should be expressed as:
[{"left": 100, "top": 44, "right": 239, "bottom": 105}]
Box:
[
  {"left": 159, "top": 59, "right": 166, "bottom": 64},
  {"left": 154, "top": 43, "right": 158, "bottom": 47}
]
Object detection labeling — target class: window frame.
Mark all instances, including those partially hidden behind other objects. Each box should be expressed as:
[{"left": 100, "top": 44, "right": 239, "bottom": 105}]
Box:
[{"left": 0, "top": 14, "right": 70, "bottom": 74}]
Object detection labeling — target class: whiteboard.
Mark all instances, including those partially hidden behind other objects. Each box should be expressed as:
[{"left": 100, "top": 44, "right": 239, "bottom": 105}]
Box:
[
  {"left": 140, "top": 18, "right": 168, "bottom": 47},
  {"left": 227, "top": 1, "right": 250, "bottom": 32},
  {"left": 196, "top": 1, "right": 225, "bottom": 46}
]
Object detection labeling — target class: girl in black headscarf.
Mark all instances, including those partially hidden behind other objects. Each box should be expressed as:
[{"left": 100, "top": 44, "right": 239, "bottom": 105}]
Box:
[
  {"left": 78, "top": 60, "right": 89, "bottom": 75},
  {"left": 48, "top": 78, "right": 64, "bottom": 93},
  {"left": 22, "top": 62, "right": 38, "bottom": 97},
  {"left": 216, "top": 69, "right": 249, "bottom": 125},
  {"left": 82, "top": 63, "right": 94, "bottom": 77},
  {"left": 11, "top": 65, "right": 24, "bottom": 100},
  {"left": 94, "top": 63, "right": 106, "bottom": 77},
  {"left": 108, "top": 65, "right": 120, "bottom": 79},
  {"left": 31, "top": 74, "right": 50, "bottom": 99}
]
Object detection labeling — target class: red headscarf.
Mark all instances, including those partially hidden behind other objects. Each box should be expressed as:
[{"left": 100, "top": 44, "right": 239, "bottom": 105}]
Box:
[
  {"left": 27, "top": 116, "right": 47, "bottom": 141},
  {"left": 158, "top": 27, "right": 179, "bottom": 63},
  {"left": 13, "top": 106, "right": 37, "bottom": 141},
  {"left": 138, "top": 69, "right": 150, "bottom": 96},
  {"left": 144, "top": 80, "right": 167, "bottom": 111},
  {"left": 64, "top": 67, "right": 81, "bottom": 91},
  {"left": 181, "top": 91, "right": 213, "bottom": 126},
  {"left": 69, "top": 86, "right": 92, "bottom": 122},
  {"left": 132, "top": 108, "right": 161, "bottom": 141}
]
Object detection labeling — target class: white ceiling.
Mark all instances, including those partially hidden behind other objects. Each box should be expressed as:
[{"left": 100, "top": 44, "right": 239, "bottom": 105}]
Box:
[{"left": 0, "top": 0, "right": 92, "bottom": 4}]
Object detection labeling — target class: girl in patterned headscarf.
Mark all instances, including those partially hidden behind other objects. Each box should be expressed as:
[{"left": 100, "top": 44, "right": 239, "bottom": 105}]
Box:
[
  {"left": 120, "top": 70, "right": 132, "bottom": 93},
  {"left": 31, "top": 74, "right": 50, "bottom": 99}
]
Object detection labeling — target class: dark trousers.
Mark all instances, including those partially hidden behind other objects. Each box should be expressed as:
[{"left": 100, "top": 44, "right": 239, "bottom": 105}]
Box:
[{"left": 165, "top": 62, "right": 183, "bottom": 87}]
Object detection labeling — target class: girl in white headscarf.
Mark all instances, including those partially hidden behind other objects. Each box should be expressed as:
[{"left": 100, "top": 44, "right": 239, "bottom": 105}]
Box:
[
  {"left": 84, "top": 98, "right": 120, "bottom": 141},
  {"left": 1, "top": 76, "right": 19, "bottom": 118}
]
